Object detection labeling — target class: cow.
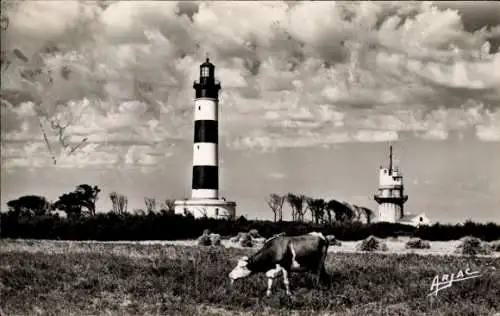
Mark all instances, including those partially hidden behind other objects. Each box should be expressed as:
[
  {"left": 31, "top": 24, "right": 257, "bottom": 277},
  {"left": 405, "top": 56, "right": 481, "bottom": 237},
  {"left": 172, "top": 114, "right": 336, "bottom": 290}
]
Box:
[{"left": 228, "top": 232, "right": 330, "bottom": 296}]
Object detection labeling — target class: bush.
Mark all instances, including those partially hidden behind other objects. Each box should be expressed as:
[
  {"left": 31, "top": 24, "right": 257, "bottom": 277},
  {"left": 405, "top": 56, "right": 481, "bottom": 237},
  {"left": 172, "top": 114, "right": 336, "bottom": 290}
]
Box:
[
  {"left": 229, "top": 232, "right": 244, "bottom": 243},
  {"left": 489, "top": 240, "right": 500, "bottom": 252},
  {"left": 197, "top": 234, "right": 211, "bottom": 246},
  {"left": 210, "top": 233, "right": 222, "bottom": 246},
  {"left": 248, "top": 229, "right": 261, "bottom": 239},
  {"left": 405, "top": 238, "right": 431, "bottom": 249},
  {"left": 238, "top": 233, "right": 253, "bottom": 248},
  {"left": 230, "top": 230, "right": 263, "bottom": 247},
  {"left": 356, "top": 235, "right": 388, "bottom": 252},
  {"left": 454, "top": 236, "right": 492, "bottom": 256}
]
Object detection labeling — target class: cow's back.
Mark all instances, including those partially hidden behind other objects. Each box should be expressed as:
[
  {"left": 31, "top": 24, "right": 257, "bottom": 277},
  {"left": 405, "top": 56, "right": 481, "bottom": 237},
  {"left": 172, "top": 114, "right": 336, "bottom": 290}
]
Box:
[
  {"left": 286, "top": 234, "right": 328, "bottom": 270},
  {"left": 247, "top": 233, "right": 328, "bottom": 272},
  {"left": 246, "top": 236, "right": 290, "bottom": 272}
]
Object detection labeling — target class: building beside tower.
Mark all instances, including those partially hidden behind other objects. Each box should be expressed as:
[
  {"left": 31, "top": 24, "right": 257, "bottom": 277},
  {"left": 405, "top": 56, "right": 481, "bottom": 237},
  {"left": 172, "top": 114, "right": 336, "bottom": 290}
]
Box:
[{"left": 174, "top": 59, "right": 236, "bottom": 220}]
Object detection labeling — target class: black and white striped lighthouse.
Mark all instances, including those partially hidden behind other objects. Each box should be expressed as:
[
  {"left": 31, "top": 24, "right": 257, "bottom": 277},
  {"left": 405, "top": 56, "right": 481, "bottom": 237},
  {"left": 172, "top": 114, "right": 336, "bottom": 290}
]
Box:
[
  {"left": 174, "top": 58, "right": 236, "bottom": 220},
  {"left": 192, "top": 58, "right": 220, "bottom": 199}
]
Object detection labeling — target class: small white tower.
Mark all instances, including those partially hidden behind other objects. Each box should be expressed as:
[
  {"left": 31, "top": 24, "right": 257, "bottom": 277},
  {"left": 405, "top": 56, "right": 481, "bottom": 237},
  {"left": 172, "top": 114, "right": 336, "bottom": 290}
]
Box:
[
  {"left": 374, "top": 145, "right": 408, "bottom": 223},
  {"left": 174, "top": 59, "right": 236, "bottom": 220}
]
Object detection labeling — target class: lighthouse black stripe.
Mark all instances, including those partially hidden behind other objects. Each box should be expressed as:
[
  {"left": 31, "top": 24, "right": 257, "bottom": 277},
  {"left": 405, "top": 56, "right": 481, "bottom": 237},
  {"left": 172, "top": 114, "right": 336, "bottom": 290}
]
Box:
[
  {"left": 194, "top": 120, "right": 218, "bottom": 143},
  {"left": 192, "top": 166, "right": 219, "bottom": 189},
  {"left": 194, "top": 82, "right": 221, "bottom": 99}
]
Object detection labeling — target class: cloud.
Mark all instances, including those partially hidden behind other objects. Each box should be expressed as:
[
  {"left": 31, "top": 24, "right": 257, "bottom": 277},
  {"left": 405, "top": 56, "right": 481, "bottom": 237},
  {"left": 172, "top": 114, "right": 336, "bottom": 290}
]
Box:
[
  {"left": 269, "top": 172, "right": 286, "bottom": 180},
  {"left": 1, "top": 1, "right": 500, "bottom": 167}
]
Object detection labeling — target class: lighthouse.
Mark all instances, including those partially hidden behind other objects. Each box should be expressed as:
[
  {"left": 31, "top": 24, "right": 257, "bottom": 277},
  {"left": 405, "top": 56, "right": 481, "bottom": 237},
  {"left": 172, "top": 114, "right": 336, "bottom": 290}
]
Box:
[
  {"left": 374, "top": 145, "right": 408, "bottom": 223},
  {"left": 174, "top": 59, "right": 236, "bottom": 220}
]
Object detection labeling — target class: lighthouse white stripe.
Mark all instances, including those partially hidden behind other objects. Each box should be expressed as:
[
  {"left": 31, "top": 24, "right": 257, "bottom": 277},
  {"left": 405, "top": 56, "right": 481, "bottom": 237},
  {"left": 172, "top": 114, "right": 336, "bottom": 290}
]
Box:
[
  {"left": 192, "top": 189, "right": 218, "bottom": 199},
  {"left": 193, "top": 143, "right": 218, "bottom": 166},
  {"left": 194, "top": 99, "right": 218, "bottom": 121}
]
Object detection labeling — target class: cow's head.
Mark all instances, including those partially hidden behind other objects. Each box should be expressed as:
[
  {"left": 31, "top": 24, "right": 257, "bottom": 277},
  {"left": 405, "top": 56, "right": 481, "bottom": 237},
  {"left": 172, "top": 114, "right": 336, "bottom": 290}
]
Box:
[{"left": 229, "top": 256, "right": 252, "bottom": 284}]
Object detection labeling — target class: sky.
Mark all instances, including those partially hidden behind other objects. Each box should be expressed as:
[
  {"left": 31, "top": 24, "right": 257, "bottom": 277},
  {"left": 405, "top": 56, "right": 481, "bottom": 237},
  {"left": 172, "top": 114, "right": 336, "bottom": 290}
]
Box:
[{"left": 1, "top": 1, "right": 499, "bottom": 224}]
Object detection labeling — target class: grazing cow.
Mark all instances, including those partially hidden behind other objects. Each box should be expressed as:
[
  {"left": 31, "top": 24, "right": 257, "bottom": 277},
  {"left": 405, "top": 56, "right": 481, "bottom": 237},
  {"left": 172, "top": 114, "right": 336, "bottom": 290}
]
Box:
[{"left": 229, "top": 232, "right": 330, "bottom": 296}]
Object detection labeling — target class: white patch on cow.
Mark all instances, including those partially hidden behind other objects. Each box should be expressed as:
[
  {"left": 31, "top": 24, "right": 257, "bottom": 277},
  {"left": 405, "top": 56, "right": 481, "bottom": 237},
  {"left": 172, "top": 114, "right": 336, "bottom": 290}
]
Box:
[
  {"left": 265, "top": 265, "right": 283, "bottom": 279},
  {"left": 309, "top": 232, "right": 326, "bottom": 240},
  {"left": 237, "top": 256, "right": 248, "bottom": 267},
  {"left": 289, "top": 244, "right": 301, "bottom": 269},
  {"left": 229, "top": 256, "right": 251, "bottom": 280},
  {"left": 266, "top": 264, "right": 289, "bottom": 297}
]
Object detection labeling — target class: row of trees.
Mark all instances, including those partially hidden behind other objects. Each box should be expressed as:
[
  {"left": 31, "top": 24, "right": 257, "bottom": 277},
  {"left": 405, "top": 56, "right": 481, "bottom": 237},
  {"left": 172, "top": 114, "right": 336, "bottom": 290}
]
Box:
[
  {"left": 267, "top": 193, "right": 373, "bottom": 224},
  {"left": 7, "top": 187, "right": 373, "bottom": 225},
  {"left": 7, "top": 184, "right": 100, "bottom": 218},
  {"left": 6, "top": 184, "right": 176, "bottom": 218}
]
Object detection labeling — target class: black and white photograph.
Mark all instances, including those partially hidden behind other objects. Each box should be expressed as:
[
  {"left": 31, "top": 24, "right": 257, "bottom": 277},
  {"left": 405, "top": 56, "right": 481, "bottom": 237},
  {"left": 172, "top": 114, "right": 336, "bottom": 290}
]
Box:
[{"left": 1, "top": 1, "right": 499, "bottom": 315}]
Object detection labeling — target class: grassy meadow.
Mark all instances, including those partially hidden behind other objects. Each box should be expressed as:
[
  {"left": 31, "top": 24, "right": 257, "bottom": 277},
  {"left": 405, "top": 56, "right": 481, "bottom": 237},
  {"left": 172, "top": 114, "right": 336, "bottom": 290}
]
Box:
[{"left": 1, "top": 239, "right": 499, "bottom": 316}]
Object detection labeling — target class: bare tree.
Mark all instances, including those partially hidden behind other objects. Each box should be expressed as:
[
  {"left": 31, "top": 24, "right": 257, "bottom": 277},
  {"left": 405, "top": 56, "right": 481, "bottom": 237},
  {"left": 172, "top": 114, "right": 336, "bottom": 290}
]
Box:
[
  {"left": 360, "top": 207, "right": 374, "bottom": 224},
  {"left": 326, "top": 200, "right": 354, "bottom": 223},
  {"left": 144, "top": 197, "right": 157, "bottom": 214},
  {"left": 307, "top": 198, "right": 327, "bottom": 225},
  {"left": 110, "top": 191, "right": 128, "bottom": 215},
  {"left": 160, "top": 199, "right": 176, "bottom": 214},
  {"left": 267, "top": 194, "right": 285, "bottom": 222},
  {"left": 286, "top": 193, "right": 307, "bottom": 222}
]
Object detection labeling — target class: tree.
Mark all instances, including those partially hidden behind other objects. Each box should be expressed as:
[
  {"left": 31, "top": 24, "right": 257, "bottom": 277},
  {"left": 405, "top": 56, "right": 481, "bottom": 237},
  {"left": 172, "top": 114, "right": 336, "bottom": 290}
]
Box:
[
  {"left": 53, "top": 192, "right": 85, "bottom": 218},
  {"left": 110, "top": 191, "right": 128, "bottom": 215},
  {"left": 75, "top": 184, "right": 101, "bottom": 216},
  {"left": 286, "top": 193, "right": 307, "bottom": 222},
  {"left": 327, "top": 199, "right": 355, "bottom": 223},
  {"left": 160, "top": 199, "right": 175, "bottom": 214},
  {"left": 7, "top": 195, "right": 51, "bottom": 217},
  {"left": 360, "top": 207, "right": 374, "bottom": 224},
  {"left": 267, "top": 194, "right": 285, "bottom": 222},
  {"left": 53, "top": 184, "right": 101, "bottom": 218},
  {"left": 324, "top": 200, "right": 336, "bottom": 224},
  {"left": 307, "top": 198, "right": 327, "bottom": 225},
  {"left": 144, "top": 197, "right": 157, "bottom": 214}
]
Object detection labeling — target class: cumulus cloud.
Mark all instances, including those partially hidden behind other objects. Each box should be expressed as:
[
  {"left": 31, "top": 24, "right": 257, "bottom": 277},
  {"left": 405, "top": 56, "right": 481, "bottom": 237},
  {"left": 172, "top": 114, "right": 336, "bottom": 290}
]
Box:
[{"left": 1, "top": 1, "right": 500, "bottom": 167}]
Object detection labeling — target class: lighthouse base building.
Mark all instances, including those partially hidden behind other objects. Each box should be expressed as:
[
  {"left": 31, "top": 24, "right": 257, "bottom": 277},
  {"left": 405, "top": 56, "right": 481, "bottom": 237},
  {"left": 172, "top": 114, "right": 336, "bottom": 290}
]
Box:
[
  {"left": 174, "top": 199, "right": 236, "bottom": 220},
  {"left": 174, "top": 58, "right": 236, "bottom": 220}
]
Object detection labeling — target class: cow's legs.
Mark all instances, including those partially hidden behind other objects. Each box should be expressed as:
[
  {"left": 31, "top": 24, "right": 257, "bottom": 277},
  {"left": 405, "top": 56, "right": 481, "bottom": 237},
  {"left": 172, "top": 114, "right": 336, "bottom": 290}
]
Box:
[
  {"left": 281, "top": 268, "right": 291, "bottom": 296},
  {"left": 266, "top": 278, "right": 274, "bottom": 297},
  {"left": 316, "top": 245, "right": 329, "bottom": 286},
  {"left": 265, "top": 265, "right": 292, "bottom": 296},
  {"left": 265, "top": 264, "right": 284, "bottom": 297}
]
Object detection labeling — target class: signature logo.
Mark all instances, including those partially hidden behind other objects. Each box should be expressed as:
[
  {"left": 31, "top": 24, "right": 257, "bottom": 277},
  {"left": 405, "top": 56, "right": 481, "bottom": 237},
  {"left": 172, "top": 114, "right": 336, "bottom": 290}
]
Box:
[{"left": 428, "top": 268, "right": 481, "bottom": 296}]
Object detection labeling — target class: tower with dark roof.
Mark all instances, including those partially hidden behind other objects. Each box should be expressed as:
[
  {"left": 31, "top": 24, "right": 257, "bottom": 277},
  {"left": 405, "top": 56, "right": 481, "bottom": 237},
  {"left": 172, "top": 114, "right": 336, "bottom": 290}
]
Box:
[{"left": 174, "top": 59, "right": 236, "bottom": 219}]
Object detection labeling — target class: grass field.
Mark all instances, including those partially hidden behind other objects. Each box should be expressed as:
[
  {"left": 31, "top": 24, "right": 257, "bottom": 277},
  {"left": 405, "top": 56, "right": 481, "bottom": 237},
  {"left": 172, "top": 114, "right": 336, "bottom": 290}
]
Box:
[{"left": 1, "top": 239, "right": 499, "bottom": 316}]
